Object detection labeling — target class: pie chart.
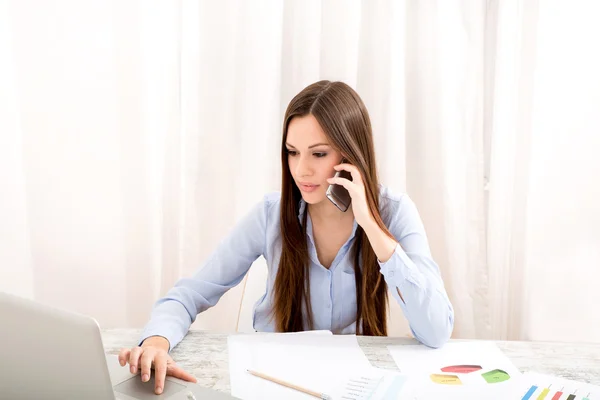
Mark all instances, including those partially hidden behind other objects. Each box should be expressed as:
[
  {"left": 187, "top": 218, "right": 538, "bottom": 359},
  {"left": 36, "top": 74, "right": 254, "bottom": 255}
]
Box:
[
  {"left": 430, "top": 374, "right": 462, "bottom": 385},
  {"left": 481, "top": 369, "right": 511, "bottom": 383},
  {"left": 440, "top": 365, "right": 482, "bottom": 374},
  {"left": 430, "top": 365, "right": 511, "bottom": 385}
]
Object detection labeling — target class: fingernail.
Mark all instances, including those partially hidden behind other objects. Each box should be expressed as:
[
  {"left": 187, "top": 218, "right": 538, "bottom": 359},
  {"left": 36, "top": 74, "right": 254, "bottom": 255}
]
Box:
[
  {"left": 130, "top": 366, "right": 136, "bottom": 374},
  {"left": 142, "top": 374, "right": 149, "bottom": 382},
  {"left": 156, "top": 387, "right": 163, "bottom": 394}
]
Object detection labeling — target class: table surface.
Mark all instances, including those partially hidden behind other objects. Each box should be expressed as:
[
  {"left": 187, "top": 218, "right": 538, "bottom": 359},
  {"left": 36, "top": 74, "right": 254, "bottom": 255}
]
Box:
[{"left": 101, "top": 329, "right": 600, "bottom": 394}]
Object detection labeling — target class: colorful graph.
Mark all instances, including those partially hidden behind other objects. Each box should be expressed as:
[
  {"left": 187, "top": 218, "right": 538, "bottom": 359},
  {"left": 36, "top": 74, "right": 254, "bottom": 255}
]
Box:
[
  {"left": 520, "top": 385, "right": 592, "bottom": 400},
  {"left": 430, "top": 364, "right": 511, "bottom": 385},
  {"left": 441, "top": 365, "right": 482, "bottom": 374},
  {"left": 482, "top": 369, "right": 511, "bottom": 383},
  {"left": 430, "top": 374, "right": 462, "bottom": 385},
  {"left": 512, "top": 372, "right": 600, "bottom": 400}
]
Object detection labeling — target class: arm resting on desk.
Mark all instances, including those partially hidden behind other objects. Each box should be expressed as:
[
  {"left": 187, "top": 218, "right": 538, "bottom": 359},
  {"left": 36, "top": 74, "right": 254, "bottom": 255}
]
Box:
[
  {"left": 377, "top": 194, "right": 454, "bottom": 348},
  {"left": 139, "top": 198, "right": 268, "bottom": 350}
]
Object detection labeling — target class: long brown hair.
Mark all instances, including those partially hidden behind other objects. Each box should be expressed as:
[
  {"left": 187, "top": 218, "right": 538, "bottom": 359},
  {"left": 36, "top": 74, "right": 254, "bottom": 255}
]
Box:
[{"left": 273, "top": 80, "right": 394, "bottom": 336}]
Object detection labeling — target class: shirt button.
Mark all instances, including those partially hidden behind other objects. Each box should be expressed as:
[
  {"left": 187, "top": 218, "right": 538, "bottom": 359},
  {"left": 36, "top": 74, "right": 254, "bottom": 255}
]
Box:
[{"left": 388, "top": 270, "right": 395, "bottom": 278}]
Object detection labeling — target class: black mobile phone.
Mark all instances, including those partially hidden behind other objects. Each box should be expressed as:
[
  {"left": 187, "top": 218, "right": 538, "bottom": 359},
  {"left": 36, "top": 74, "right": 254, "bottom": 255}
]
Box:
[{"left": 326, "top": 167, "right": 352, "bottom": 212}]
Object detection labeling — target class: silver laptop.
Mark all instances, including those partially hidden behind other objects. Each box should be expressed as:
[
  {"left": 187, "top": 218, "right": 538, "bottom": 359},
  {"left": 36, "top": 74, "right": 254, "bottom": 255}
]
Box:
[{"left": 0, "top": 291, "right": 238, "bottom": 400}]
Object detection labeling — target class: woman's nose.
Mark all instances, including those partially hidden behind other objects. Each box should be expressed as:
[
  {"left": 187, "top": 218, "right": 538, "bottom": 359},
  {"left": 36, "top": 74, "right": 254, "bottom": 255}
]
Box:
[{"left": 295, "top": 156, "right": 313, "bottom": 177}]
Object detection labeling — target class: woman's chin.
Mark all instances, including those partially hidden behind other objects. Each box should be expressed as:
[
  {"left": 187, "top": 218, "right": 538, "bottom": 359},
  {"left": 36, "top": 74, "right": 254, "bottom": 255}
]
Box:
[{"left": 301, "top": 192, "right": 326, "bottom": 204}]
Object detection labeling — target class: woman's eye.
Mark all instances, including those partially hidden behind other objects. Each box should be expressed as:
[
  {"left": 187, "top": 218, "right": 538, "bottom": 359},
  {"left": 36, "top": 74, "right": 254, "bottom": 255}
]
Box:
[
  {"left": 287, "top": 150, "right": 298, "bottom": 156},
  {"left": 314, "top": 152, "right": 327, "bottom": 158}
]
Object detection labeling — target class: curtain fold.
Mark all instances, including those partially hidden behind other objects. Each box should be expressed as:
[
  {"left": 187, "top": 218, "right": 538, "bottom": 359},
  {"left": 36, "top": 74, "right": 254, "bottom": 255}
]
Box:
[{"left": 1, "top": 0, "right": 598, "bottom": 342}]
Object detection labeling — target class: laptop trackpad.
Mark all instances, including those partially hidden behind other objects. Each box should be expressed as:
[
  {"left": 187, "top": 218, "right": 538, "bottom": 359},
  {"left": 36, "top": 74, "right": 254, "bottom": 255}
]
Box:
[{"left": 114, "top": 375, "right": 187, "bottom": 399}]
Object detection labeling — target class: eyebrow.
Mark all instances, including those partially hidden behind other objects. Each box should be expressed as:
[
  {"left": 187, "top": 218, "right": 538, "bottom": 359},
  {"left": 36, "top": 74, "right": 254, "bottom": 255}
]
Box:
[{"left": 285, "top": 142, "right": 331, "bottom": 149}]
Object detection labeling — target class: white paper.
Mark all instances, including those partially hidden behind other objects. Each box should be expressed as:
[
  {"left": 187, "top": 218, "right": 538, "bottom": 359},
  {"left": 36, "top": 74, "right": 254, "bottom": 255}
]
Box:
[
  {"left": 228, "top": 332, "right": 374, "bottom": 400},
  {"left": 387, "top": 341, "right": 522, "bottom": 400},
  {"left": 331, "top": 367, "right": 409, "bottom": 400},
  {"left": 506, "top": 372, "right": 600, "bottom": 399}
]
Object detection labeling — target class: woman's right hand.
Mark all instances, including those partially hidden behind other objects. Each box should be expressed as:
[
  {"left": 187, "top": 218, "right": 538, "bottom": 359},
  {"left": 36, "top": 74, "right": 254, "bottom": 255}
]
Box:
[{"left": 118, "top": 336, "right": 198, "bottom": 395}]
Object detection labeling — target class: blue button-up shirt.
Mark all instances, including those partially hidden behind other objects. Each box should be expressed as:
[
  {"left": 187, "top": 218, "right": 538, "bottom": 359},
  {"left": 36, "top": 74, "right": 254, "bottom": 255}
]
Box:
[{"left": 140, "top": 185, "right": 454, "bottom": 349}]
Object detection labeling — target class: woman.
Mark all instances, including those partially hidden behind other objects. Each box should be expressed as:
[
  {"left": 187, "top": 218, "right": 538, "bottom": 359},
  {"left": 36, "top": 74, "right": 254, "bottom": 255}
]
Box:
[{"left": 119, "top": 80, "right": 454, "bottom": 395}]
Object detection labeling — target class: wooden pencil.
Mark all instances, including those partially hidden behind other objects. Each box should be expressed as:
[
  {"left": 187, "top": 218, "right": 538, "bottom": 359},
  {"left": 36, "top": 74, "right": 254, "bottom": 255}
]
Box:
[{"left": 246, "top": 369, "right": 332, "bottom": 400}]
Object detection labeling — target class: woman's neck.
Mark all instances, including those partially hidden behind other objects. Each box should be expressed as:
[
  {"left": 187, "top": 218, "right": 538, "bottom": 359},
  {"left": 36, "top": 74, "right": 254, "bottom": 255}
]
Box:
[{"left": 307, "top": 200, "right": 354, "bottom": 225}]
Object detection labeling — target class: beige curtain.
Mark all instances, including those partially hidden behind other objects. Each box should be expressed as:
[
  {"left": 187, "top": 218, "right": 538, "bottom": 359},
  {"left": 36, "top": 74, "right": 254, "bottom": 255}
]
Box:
[{"left": 1, "top": 0, "right": 599, "bottom": 343}]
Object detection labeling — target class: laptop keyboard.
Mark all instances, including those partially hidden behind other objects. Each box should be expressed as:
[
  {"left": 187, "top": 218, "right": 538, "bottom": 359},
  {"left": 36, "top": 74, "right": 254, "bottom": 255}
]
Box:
[{"left": 114, "top": 375, "right": 187, "bottom": 399}]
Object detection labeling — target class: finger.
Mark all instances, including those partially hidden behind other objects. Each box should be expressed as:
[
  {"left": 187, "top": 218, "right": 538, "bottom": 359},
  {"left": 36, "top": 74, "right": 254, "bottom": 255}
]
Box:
[
  {"left": 140, "top": 348, "right": 156, "bottom": 383},
  {"left": 334, "top": 163, "right": 363, "bottom": 184},
  {"left": 327, "top": 176, "right": 356, "bottom": 194},
  {"left": 128, "top": 346, "right": 143, "bottom": 374},
  {"left": 153, "top": 353, "right": 168, "bottom": 395},
  {"left": 118, "top": 348, "right": 131, "bottom": 367},
  {"left": 167, "top": 363, "right": 198, "bottom": 383}
]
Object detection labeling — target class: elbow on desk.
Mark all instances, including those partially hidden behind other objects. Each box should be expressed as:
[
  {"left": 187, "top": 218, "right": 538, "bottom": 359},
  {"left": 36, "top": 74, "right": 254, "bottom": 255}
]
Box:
[{"left": 412, "top": 306, "right": 454, "bottom": 349}]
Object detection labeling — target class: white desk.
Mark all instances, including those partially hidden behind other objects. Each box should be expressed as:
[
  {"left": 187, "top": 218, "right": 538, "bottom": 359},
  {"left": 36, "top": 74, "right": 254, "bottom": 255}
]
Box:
[{"left": 102, "top": 329, "right": 600, "bottom": 395}]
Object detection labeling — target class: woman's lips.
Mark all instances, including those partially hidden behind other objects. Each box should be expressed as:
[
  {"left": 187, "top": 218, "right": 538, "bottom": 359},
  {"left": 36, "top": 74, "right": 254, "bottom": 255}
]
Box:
[{"left": 299, "top": 183, "right": 320, "bottom": 193}]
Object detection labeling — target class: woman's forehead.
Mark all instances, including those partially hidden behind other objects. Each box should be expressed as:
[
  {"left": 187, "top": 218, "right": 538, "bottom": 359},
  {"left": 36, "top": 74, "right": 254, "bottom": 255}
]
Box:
[{"left": 287, "top": 115, "right": 329, "bottom": 147}]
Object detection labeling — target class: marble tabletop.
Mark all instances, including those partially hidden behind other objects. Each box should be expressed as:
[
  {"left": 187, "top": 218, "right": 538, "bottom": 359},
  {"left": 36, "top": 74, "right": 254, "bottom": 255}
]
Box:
[{"left": 101, "top": 329, "right": 600, "bottom": 394}]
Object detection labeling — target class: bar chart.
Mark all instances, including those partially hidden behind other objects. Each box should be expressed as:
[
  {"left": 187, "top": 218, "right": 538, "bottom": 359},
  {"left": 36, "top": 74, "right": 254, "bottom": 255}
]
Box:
[{"left": 516, "top": 373, "right": 599, "bottom": 400}]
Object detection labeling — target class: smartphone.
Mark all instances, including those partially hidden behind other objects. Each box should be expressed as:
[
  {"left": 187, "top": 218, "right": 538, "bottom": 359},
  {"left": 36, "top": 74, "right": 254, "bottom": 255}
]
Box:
[{"left": 326, "top": 168, "right": 352, "bottom": 212}]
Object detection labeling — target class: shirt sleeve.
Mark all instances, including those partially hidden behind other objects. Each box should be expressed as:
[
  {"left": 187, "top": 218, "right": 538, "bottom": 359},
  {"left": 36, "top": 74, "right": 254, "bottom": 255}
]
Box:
[
  {"left": 378, "top": 194, "right": 454, "bottom": 348},
  {"left": 139, "top": 197, "right": 268, "bottom": 350}
]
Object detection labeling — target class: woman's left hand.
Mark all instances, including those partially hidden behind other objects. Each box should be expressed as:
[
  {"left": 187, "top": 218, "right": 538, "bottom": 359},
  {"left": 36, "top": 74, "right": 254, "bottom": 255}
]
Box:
[{"left": 327, "top": 163, "right": 376, "bottom": 229}]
